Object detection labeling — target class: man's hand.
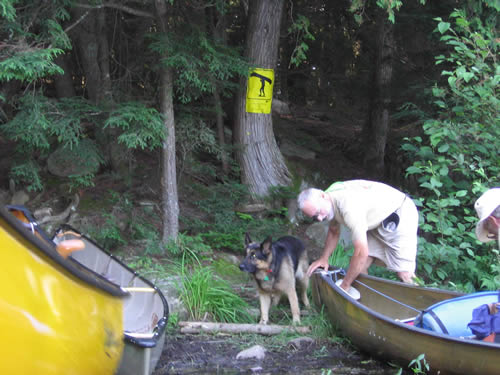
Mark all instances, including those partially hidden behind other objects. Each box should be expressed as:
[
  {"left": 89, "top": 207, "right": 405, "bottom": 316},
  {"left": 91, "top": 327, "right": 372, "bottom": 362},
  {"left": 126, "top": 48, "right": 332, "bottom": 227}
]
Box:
[{"left": 307, "top": 257, "right": 329, "bottom": 277}]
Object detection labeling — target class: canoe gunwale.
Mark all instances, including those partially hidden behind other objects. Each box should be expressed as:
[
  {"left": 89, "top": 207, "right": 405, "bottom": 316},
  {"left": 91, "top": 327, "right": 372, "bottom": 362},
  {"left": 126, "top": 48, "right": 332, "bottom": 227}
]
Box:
[{"left": 1, "top": 206, "right": 128, "bottom": 298}]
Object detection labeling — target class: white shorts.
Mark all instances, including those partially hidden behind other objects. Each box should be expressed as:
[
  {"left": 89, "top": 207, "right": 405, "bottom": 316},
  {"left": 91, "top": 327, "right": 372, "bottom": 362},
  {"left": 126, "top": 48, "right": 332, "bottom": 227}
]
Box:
[{"left": 367, "top": 196, "right": 418, "bottom": 274}]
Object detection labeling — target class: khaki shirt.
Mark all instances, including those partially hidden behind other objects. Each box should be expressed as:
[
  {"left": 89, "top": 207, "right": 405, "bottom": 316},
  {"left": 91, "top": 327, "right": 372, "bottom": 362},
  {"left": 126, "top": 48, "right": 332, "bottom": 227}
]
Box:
[{"left": 326, "top": 180, "right": 407, "bottom": 242}]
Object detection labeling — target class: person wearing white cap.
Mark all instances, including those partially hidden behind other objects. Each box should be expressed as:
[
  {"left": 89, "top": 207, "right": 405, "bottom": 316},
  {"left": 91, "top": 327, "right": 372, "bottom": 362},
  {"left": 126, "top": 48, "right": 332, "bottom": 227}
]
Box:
[
  {"left": 297, "top": 180, "right": 419, "bottom": 297},
  {"left": 474, "top": 187, "right": 500, "bottom": 249}
]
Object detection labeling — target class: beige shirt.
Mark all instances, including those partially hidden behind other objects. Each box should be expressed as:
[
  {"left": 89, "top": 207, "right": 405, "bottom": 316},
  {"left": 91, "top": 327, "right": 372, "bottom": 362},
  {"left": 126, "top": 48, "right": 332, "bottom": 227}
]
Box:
[{"left": 326, "top": 180, "right": 407, "bottom": 242}]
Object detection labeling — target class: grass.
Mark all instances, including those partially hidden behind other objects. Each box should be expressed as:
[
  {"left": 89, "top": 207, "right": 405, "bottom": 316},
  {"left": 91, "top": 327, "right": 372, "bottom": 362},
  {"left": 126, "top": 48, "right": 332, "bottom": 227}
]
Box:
[{"left": 179, "top": 265, "right": 254, "bottom": 323}]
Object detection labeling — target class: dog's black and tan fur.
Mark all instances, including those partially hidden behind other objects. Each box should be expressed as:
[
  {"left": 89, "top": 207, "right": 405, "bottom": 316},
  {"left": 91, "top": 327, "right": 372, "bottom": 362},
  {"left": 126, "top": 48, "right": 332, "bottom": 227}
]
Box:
[{"left": 239, "top": 233, "right": 309, "bottom": 325}]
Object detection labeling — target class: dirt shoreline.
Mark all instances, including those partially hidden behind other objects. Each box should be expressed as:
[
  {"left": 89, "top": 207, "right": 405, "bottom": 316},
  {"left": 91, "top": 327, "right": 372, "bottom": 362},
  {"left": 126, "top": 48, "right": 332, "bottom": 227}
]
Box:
[{"left": 153, "top": 331, "right": 397, "bottom": 374}]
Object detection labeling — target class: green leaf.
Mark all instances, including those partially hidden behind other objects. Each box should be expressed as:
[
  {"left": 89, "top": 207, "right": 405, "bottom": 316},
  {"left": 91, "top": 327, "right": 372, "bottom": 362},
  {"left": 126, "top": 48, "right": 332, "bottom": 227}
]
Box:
[
  {"left": 438, "top": 144, "right": 449, "bottom": 153},
  {"left": 438, "top": 22, "right": 450, "bottom": 34}
]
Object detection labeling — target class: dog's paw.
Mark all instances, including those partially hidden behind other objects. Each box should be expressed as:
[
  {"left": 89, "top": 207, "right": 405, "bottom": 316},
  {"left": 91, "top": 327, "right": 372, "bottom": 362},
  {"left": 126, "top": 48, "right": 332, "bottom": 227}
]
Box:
[
  {"left": 259, "top": 319, "right": 268, "bottom": 325},
  {"left": 292, "top": 318, "right": 301, "bottom": 326}
]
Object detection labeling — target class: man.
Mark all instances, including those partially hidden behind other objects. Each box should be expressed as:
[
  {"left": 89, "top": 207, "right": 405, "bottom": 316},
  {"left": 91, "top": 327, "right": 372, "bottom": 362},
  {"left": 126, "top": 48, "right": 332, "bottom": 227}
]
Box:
[
  {"left": 297, "top": 180, "right": 419, "bottom": 295},
  {"left": 474, "top": 187, "right": 500, "bottom": 249}
]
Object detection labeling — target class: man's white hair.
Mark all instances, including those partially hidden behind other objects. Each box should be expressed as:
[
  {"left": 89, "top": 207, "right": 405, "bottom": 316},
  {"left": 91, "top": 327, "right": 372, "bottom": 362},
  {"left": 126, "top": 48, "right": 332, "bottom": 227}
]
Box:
[{"left": 297, "top": 188, "right": 324, "bottom": 210}]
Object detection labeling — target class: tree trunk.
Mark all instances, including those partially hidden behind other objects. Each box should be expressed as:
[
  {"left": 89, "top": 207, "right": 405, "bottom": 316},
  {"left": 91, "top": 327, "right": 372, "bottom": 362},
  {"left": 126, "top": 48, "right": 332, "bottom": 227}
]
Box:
[
  {"left": 210, "top": 8, "right": 229, "bottom": 175},
  {"left": 234, "top": 0, "right": 291, "bottom": 198},
  {"left": 70, "top": 2, "right": 101, "bottom": 104},
  {"left": 155, "top": 0, "right": 179, "bottom": 243},
  {"left": 53, "top": 53, "right": 76, "bottom": 98},
  {"left": 213, "top": 84, "right": 230, "bottom": 174},
  {"left": 96, "top": 9, "right": 112, "bottom": 103},
  {"left": 362, "top": 10, "right": 394, "bottom": 178}
]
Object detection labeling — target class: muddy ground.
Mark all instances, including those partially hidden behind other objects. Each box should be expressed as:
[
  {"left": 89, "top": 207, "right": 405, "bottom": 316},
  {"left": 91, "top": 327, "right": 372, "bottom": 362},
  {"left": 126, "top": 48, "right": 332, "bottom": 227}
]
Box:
[{"left": 154, "top": 332, "right": 397, "bottom": 375}]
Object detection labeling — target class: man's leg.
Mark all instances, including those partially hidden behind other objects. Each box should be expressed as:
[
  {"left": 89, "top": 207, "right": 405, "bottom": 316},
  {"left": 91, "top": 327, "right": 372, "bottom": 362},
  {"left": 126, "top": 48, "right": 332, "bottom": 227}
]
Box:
[{"left": 361, "top": 256, "right": 374, "bottom": 274}]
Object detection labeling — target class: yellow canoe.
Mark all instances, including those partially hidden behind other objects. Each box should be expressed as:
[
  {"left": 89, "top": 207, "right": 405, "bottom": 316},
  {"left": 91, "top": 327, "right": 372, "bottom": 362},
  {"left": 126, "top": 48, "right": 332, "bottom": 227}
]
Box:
[{"left": 0, "top": 206, "right": 127, "bottom": 375}]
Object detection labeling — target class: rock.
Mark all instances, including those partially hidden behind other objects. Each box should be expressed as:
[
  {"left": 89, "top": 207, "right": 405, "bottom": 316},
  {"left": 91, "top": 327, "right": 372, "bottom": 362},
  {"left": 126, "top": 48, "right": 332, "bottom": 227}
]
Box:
[
  {"left": 10, "top": 190, "right": 29, "bottom": 205},
  {"left": 235, "top": 203, "right": 269, "bottom": 213},
  {"left": 0, "top": 189, "right": 10, "bottom": 205},
  {"left": 279, "top": 139, "right": 316, "bottom": 160},
  {"left": 47, "top": 140, "right": 100, "bottom": 177},
  {"left": 236, "top": 345, "right": 266, "bottom": 360},
  {"left": 155, "top": 276, "right": 189, "bottom": 320},
  {"left": 272, "top": 99, "right": 291, "bottom": 116},
  {"left": 287, "top": 336, "right": 314, "bottom": 350}
]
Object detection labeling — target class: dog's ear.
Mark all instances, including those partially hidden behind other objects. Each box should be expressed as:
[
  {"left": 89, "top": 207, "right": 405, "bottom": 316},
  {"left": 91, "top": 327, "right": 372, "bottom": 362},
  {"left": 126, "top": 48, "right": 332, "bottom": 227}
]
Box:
[
  {"left": 262, "top": 236, "right": 272, "bottom": 255},
  {"left": 245, "top": 232, "right": 252, "bottom": 246}
]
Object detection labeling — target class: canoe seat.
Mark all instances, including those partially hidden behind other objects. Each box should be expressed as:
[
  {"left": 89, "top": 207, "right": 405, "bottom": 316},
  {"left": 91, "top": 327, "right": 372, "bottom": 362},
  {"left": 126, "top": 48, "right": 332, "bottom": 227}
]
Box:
[{"left": 415, "top": 291, "right": 500, "bottom": 337}]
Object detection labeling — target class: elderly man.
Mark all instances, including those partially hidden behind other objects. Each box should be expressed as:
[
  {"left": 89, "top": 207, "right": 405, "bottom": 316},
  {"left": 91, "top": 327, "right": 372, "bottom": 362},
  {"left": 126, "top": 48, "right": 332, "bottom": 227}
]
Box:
[
  {"left": 475, "top": 188, "right": 500, "bottom": 249},
  {"left": 298, "top": 180, "right": 419, "bottom": 296}
]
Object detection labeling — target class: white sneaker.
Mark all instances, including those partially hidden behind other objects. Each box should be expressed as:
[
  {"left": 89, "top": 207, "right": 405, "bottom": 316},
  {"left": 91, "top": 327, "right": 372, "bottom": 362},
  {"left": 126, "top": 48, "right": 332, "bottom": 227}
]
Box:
[{"left": 335, "top": 279, "right": 361, "bottom": 300}]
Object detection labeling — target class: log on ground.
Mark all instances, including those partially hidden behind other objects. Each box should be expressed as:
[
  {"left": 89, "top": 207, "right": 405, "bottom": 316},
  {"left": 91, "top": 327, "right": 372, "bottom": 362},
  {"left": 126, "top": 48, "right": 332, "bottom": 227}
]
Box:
[{"left": 179, "top": 321, "right": 311, "bottom": 335}]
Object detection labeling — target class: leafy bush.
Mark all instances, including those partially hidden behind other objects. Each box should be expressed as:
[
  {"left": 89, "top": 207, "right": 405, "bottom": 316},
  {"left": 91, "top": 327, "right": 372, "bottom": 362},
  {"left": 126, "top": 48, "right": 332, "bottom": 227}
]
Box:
[{"left": 402, "top": 6, "right": 499, "bottom": 291}]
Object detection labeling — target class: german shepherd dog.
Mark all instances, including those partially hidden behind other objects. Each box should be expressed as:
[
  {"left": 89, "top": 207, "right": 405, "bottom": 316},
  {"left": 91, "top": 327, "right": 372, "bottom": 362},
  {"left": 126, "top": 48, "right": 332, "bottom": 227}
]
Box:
[{"left": 239, "top": 233, "right": 310, "bottom": 325}]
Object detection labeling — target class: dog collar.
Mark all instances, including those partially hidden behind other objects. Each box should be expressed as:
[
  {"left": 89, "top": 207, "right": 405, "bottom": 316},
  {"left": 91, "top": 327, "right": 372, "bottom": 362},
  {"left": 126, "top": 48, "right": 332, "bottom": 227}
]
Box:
[{"left": 264, "top": 269, "right": 272, "bottom": 281}]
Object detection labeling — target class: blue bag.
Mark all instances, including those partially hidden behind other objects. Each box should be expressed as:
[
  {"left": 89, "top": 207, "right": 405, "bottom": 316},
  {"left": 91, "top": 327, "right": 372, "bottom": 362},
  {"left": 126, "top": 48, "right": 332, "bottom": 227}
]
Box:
[{"left": 467, "top": 303, "right": 500, "bottom": 340}]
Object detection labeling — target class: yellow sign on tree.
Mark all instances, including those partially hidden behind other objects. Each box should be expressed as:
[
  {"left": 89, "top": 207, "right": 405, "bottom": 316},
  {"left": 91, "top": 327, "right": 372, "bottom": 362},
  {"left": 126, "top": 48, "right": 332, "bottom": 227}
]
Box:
[{"left": 246, "top": 68, "right": 274, "bottom": 114}]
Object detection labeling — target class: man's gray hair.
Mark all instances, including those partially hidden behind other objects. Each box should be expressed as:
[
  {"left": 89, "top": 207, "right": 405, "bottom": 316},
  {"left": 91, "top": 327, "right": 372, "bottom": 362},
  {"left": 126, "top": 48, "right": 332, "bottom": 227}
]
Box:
[{"left": 297, "top": 188, "right": 324, "bottom": 210}]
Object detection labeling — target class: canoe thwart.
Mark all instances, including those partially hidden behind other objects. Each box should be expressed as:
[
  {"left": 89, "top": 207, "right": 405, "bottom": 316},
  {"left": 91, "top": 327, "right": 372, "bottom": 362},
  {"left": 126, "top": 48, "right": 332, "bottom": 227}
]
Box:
[{"left": 122, "top": 287, "right": 156, "bottom": 293}]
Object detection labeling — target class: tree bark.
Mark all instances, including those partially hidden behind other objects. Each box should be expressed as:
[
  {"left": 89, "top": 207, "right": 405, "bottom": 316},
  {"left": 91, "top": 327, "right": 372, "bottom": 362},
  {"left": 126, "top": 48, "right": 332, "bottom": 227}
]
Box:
[
  {"left": 70, "top": 2, "right": 101, "bottom": 104},
  {"left": 155, "top": 0, "right": 179, "bottom": 243},
  {"left": 179, "top": 321, "right": 311, "bottom": 336},
  {"left": 234, "top": 0, "right": 291, "bottom": 198},
  {"left": 362, "top": 9, "right": 394, "bottom": 178},
  {"left": 53, "top": 53, "right": 76, "bottom": 99}
]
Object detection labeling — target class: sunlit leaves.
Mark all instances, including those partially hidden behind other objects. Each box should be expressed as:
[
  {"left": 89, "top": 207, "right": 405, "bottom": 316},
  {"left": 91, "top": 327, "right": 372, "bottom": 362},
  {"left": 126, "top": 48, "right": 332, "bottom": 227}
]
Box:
[{"left": 0, "top": 48, "right": 64, "bottom": 82}]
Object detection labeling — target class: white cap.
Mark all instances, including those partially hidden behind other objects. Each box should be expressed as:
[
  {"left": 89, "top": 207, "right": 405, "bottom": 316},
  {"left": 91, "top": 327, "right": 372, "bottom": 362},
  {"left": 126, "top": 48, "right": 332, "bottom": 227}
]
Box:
[{"left": 474, "top": 188, "right": 500, "bottom": 242}]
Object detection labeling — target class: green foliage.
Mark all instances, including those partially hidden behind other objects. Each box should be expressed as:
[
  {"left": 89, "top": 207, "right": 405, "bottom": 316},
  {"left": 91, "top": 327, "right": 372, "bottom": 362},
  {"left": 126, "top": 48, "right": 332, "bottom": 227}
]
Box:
[
  {"left": 88, "top": 213, "right": 127, "bottom": 250},
  {"left": 0, "top": 0, "right": 16, "bottom": 22},
  {"left": 187, "top": 181, "right": 290, "bottom": 253},
  {"left": 104, "top": 102, "right": 165, "bottom": 150},
  {"left": 175, "top": 111, "right": 222, "bottom": 176},
  {"left": 149, "top": 25, "right": 248, "bottom": 103},
  {"left": 179, "top": 266, "right": 253, "bottom": 323},
  {"left": 0, "top": 47, "right": 64, "bottom": 82},
  {"left": 329, "top": 242, "right": 354, "bottom": 270},
  {"left": 402, "top": 5, "right": 499, "bottom": 291},
  {"left": 408, "top": 353, "right": 430, "bottom": 374},
  {"left": 287, "top": 14, "right": 315, "bottom": 68},
  {"left": 350, "top": 0, "right": 427, "bottom": 24},
  {"left": 9, "top": 160, "right": 43, "bottom": 192},
  {"left": 165, "top": 233, "right": 212, "bottom": 264},
  {"left": 2, "top": 94, "right": 104, "bottom": 191}
]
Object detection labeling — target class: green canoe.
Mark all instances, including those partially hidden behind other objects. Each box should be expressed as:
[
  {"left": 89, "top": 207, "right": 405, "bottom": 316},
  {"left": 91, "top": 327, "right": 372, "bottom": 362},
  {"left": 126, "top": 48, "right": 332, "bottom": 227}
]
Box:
[{"left": 311, "top": 269, "right": 500, "bottom": 375}]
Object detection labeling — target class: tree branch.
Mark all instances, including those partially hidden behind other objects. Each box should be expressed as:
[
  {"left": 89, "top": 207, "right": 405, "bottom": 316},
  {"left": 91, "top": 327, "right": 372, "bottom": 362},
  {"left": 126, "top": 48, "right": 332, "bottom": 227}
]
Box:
[{"left": 75, "top": 2, "right": 155, "bottom": 19}]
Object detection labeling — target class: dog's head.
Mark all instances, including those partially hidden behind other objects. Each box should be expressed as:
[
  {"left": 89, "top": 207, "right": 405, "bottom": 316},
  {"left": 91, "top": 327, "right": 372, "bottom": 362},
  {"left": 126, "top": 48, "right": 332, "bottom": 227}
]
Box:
[{"left": 239, "top": 233, "right": 273, "bottom": 274}]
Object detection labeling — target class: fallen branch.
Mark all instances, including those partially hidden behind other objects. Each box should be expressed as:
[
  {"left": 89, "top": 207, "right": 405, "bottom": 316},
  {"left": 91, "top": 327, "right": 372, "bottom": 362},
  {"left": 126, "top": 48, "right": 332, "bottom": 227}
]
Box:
[
  {"left": 178, "top": 321, "right": 311, "bottom": 336},
  {"left": 36, "top": 193, "right": 80, "bottom": 224}
]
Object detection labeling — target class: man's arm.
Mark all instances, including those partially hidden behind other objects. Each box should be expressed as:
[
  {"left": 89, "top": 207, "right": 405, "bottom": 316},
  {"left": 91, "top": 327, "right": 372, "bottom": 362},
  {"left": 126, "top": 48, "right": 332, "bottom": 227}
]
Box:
[
  {"left": 340, "top": 239, "right": 369, "bottom": 290},
  {"left": 307, "top": 222, "right": 340, "bottom": 276}
]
